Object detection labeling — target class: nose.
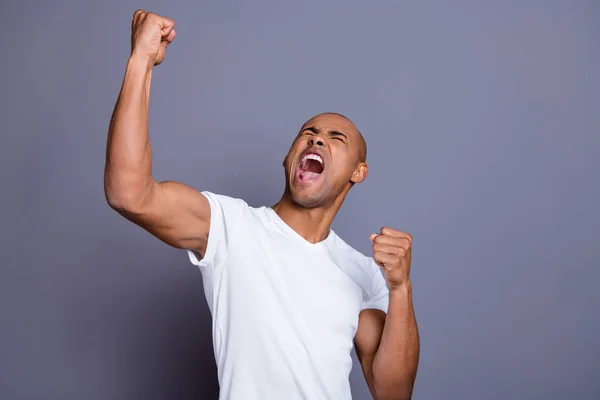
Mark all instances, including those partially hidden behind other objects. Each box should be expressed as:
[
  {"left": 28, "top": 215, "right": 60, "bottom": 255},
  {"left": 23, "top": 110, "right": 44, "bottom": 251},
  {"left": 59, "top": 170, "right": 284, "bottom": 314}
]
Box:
[{"left": 307, "top": 137, "right": 325, "bottom": 147}]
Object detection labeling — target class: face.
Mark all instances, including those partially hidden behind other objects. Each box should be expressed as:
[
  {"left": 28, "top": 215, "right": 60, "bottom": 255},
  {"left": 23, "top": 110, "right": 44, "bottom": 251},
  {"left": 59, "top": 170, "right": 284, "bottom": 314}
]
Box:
[{"left": 283, "top": 113, "right": 368, "bottom": 208}]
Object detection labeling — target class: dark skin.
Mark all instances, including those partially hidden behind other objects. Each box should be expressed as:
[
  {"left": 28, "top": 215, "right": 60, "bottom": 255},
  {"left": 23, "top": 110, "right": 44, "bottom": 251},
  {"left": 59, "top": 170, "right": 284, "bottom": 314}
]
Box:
[
  {"left": 273, "top": 114, "right": 419, "bottom": 399},
  {"left": 272, "top": 113, "right": 368, "bottom": 243},
  {"left": 105, "top": 10, "right": 419, "bottom": 400}
]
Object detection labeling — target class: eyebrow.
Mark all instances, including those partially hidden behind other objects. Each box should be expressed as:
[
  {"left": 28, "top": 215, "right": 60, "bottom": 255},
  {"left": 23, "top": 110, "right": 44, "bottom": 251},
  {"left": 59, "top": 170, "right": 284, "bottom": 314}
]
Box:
[{"left": 302, "top": 126, "right": 348, "bottom": 140}]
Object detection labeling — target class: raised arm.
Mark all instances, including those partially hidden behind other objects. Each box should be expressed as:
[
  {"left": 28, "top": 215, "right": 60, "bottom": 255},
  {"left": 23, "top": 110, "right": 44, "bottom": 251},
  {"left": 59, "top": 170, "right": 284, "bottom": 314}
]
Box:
[{"left": 104, "top": 10, "right": 210, "bottom": 254}]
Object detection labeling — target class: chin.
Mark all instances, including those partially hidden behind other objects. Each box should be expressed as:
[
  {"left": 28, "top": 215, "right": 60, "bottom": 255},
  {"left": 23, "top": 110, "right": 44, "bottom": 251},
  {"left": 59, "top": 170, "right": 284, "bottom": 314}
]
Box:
[{"left": 290, "top": 189, "right": 325, "bottom": 209}]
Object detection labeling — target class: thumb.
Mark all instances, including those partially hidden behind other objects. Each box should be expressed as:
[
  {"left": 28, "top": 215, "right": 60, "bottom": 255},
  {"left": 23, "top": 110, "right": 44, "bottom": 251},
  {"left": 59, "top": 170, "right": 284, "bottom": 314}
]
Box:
[
  {"left": 158, "top": 16, "right": 175, "bottom": 34},
  {"left": 161, "top": 25, "right": 175, "bottom": 36},
  {"left": 370, "top": 233, "right": 379, "bottom": 243}
]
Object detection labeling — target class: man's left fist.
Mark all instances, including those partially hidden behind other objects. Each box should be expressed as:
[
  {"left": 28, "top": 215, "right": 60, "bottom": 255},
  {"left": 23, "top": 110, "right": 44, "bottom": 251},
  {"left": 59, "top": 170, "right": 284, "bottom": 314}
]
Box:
[{"left": 370, "top": 227, "right": 412, "bottom": 290}]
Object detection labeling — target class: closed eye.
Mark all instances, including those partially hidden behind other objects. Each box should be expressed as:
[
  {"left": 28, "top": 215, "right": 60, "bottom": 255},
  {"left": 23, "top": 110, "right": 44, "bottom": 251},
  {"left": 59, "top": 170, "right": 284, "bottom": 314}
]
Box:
[
  {"left": 328, "top": 130, "right": 348, "bottom": 143},
  {"left": 300, "top": 127, "right": 347, "bottom": 143}
]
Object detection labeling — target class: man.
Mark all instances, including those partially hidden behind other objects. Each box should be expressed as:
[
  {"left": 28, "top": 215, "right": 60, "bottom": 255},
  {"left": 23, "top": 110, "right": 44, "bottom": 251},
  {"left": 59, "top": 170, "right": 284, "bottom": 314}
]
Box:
[{"left": 104, "top": 9, "right": 419, "bottom": 400}]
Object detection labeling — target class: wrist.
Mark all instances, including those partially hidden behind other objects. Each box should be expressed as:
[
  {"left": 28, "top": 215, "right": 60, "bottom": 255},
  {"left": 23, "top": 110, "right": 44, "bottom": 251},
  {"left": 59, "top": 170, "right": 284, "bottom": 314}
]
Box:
[
  {"left": 121, "top": 53, "right": 154, "bottom": 105},
  {"left": 127, "top": 52, "right": 154, "bottom": 73},
  {"left": 388, "top": 280, "right": 412, "bottom": 294}
]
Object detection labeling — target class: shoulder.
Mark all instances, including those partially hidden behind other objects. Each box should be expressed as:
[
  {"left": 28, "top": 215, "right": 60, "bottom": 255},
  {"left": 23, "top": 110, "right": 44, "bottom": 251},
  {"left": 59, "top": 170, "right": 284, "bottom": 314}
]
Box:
[
  {"left": 201, "top": 191, "right": 249, "bottom": 210},
  {"left": 201, "top": 191, "right": 273, "bottom": 231},
  {"left": 333, "top": 235, "right": 389, "bottom": 311},
  {"left": 331, "top": 232, "right": 377, "bottom": 269},
  {"left": 201, "top": 191, "right": 263, "bottom": 219},
  {"left": 188, "top": 192, "right": 264, "bottom": 268},
  {"left": 329, "top": 232, "right": 380, "bottom": 286}
]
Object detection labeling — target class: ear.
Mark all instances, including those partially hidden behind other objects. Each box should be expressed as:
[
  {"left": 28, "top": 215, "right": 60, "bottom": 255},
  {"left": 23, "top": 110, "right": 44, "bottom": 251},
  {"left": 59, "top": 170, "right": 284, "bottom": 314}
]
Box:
[{"left": 350, "top": 162, "right": 368, "bottom": 184}]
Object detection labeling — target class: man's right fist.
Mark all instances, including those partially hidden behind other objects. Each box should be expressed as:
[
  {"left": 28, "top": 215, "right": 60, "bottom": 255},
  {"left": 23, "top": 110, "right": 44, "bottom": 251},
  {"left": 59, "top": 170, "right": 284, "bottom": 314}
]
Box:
[{"left": 130, "top": 10, "right": 176, "bottom": 66}]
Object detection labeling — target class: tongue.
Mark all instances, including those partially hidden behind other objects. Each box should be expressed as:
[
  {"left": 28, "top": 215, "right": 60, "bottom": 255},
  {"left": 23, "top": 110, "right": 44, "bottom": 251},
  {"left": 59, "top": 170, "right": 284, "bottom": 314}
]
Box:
[
  {"left": 297, "top": 158, "right": 323, "bottom": 182},
  {"left": 298, "top": 170, "right": 320, "bottom": 182}
]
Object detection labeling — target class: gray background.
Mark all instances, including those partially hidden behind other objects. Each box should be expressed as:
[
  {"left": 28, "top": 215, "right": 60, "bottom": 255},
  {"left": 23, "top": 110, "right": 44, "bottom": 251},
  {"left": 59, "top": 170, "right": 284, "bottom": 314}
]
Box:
[{"left": 1, "top": 0, "right": 599, "bottom": 399}]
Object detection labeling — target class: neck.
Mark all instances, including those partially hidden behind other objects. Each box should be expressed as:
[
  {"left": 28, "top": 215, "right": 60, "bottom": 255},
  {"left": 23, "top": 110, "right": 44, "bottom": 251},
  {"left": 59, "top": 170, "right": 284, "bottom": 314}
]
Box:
[{"left": 272, "top": 191, "right": 347, "bottom": 244}]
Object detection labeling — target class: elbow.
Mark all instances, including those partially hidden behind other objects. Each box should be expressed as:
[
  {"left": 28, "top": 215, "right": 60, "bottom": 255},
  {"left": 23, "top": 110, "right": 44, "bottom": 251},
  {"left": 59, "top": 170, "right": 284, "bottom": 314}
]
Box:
[
  {"left": 374, "top": 390, "right": 412, "bottom": 400},
  {"left": 373, "top": 376, "right": 414, "bottom": 400},
  {"left": 105, "top": 190, "right": 141, "bottom": 213},
  {"left": 104, "top": 174, "right": 152, "bottom": 214}
]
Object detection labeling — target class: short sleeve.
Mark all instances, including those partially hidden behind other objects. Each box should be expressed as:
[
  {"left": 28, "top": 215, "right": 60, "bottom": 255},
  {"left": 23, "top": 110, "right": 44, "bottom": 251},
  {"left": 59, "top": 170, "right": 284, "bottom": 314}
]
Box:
[
  {"left": 186, "top": 191, "right": 247, "bottom": 269},
  {"left": 362, "top": 261, "right": 390, "bottom": 313}
]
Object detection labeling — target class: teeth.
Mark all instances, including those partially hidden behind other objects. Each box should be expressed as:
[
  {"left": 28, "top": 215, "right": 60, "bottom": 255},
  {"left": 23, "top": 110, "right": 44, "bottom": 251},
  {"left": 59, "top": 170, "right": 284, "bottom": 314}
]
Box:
[{"left": 302, "top": 153, "right": 323, "bottom": 164}]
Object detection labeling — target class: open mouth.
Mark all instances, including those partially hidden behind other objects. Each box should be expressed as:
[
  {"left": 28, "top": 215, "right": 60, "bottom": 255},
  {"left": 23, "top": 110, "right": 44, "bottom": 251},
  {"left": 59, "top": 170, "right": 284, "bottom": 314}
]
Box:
[{"left": 296, "top": 152, "right": 324, "bottom": 182}]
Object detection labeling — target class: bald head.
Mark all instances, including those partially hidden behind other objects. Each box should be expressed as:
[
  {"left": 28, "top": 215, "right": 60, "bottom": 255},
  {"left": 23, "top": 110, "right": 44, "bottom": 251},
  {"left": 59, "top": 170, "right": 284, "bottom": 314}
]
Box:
[{"left": 283, "top": 112, "right": 369, "bottom": 207}]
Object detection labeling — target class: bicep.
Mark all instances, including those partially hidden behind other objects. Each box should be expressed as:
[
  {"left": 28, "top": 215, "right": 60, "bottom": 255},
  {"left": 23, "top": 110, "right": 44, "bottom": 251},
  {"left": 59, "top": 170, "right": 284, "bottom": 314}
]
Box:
[
  {"left": 355, "top": 308, "right": 386, "bottom": 397},
  {"left": 116, "top": 180, "right": 211, "bottom": 253}
]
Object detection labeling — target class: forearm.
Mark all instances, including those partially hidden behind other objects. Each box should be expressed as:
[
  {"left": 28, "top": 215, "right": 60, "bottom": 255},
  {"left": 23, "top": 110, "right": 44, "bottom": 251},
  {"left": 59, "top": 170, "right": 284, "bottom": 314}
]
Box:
[
  {"left": 372, "top": 282, "right": 420, "bottom": 400},
  {"left": 104, "top": 55, "right": 155, "bottom": 207}
]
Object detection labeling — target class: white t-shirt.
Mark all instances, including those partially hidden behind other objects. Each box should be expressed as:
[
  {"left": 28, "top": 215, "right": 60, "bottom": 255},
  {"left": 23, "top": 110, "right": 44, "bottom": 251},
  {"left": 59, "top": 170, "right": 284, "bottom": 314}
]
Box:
[{"left": 187, "top": 192, "right": 389, "bottom": 399}]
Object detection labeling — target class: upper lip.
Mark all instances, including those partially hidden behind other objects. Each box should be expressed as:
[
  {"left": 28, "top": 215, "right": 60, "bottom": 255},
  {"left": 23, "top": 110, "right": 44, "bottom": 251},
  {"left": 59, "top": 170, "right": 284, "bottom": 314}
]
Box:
[{"left": 299, "top": 148, "right": 326, "bottom": 170}]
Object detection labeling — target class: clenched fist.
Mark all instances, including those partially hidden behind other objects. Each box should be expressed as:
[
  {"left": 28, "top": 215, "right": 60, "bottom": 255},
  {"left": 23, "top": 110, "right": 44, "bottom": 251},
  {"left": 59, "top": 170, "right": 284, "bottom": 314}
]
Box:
[
  {"left": 370, "top": 227, "right": 412, "bottom": 290},
  {"left": 130, "top": 9, "right": 176, "bottom": 66}
]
